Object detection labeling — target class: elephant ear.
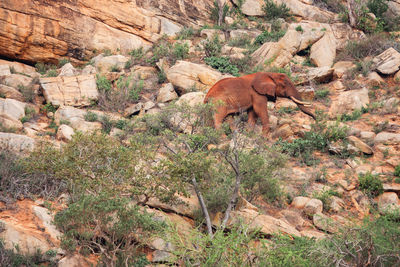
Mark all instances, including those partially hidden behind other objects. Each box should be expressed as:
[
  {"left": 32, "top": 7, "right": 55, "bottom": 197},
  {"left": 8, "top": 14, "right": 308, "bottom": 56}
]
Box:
[{"left": 251, "top": 72, "right": 276, "bottom": 97}]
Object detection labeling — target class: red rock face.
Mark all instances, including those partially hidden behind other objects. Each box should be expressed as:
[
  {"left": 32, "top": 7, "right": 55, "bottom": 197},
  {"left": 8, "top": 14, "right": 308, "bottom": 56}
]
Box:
[{"left": 0, "top": 0, "right": 213, "bottom": 64}]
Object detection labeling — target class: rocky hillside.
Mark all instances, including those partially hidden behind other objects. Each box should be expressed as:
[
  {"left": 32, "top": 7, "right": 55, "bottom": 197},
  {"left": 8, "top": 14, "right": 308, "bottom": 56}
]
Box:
[{"left": 0, "top": 0, "right": 400, "bottom": 266}]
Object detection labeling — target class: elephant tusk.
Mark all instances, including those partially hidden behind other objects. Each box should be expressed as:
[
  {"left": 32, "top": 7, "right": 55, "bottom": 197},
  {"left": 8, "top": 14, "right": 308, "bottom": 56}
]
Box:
[{"left": 290, "top": 96, "right": 311, "bottom": 106}]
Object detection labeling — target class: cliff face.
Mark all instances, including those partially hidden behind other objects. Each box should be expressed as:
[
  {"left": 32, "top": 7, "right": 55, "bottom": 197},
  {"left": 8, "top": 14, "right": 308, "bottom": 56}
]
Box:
[{"left": 0, "top": 0, "right": 213, "bottom": 63}]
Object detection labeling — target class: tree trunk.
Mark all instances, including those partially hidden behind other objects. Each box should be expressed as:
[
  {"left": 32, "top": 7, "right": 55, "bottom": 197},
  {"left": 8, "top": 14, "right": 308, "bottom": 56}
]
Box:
[
  {"left": 191, "top": 176, "right": 213, "bottom": 237},
  {"left": 217, "top": 0, "right": 224, "bottom": 26},
  {"left": 221, "top": 173, "right": 242, "bottom": 229},
  {"left": 347, "top": 0, "right": 357, "bottom": 27}
]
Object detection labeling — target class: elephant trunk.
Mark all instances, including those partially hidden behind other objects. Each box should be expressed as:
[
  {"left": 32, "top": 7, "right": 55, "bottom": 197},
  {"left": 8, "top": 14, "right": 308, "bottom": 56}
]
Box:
[{"left": 298, "top": 104, "right": 316, "bottom": 120}]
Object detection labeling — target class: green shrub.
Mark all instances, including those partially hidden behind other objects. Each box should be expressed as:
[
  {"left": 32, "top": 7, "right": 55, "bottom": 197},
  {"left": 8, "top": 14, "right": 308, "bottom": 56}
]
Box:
[
  {"left": 17, "top": 84, "right": 35, "bottom": 103},
  {"left": 172, "top": 42, "right": 189, "bottom": 62},
  {"left": 205, "top": 56, "right": 239, "bottom": 76},
  {"left": 394, "top": 165, "right": 400, "bottom": 177},
  {"left": 228, "top": 36, "right": 252, "bottom": 48},
  {"left": 175, "top": 27, "right": 196, "bottom": 40},
  {"left": 55, "top": 193, "right": 163, "bottom": 266},
  {"left": 96, "top": 75, "right": 112, "bottom": 92},
  {"left": 45, "top": 69, "right": 58, "bottom": 77},
  {"left": 100, "top": 115, "right": 113, "bottom": 134},
  {"left": 129, "top": 47, "right": 145, "bottom": 60},
  {"left": 41, "top": 103, "right": 57, "bottom": 114},
  {"left": 313, "top": 189, "right": 341, "bottom": 211},
  {"left": 20, "top": 106, "right": 36, "bottom": 123},
  {"left": 359, "top": 172, "right": 384, "bottom": 197},
  {"left": 203, "top": 34, "right": 223, "bottom": 57},
  {"left": 115, "top": 119, "right": 128, "bottom": 130},
  {"left": 315, "top": 89, "right": 330, "bottom": 99},
  {"left": 253, "top": 30, "right": 286, "bottom": 45},
  {"left": 84, "top": 111, "right": 98, "bottom": 122},
  {"left": 58, "top": 58, "right": 69, "bottom": 67},
  {"left": 110, "top": 64, "right": 121, "bottom": 72},
  {"left": 0, "top": 240, "right": 57, "bottom": 267},
  {"left": 210, "top": 0, "right": 230, "bottom": 25},
  {"left": 148, "top": 41, "right": 170, "bottom": 65},
  {"left": 295, "top": 25, "right": 304, "bottom": 32},
  {"left": 338, "top": 108, "right": 367, "bottom": 122},
  {"left": 157, "top": 69, "right": 167, "bottom": 84},
  {"left": 262, "top": 0, "right": 292, "bottom": 20}
]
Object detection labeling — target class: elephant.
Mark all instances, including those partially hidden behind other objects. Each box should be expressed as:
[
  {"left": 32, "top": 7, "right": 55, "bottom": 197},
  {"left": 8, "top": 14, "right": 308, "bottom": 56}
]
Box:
[{"left": 204, "top": 72, "right": 316, "bottom": 137}]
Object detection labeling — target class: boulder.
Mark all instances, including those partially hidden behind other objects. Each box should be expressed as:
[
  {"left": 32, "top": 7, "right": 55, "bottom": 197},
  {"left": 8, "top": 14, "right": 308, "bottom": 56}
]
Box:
[
  {"left": 40, "top": 75, "right": 98, "bottom": 106},
  {"left": 360, "top": 131, "right": 376, "bottom": 142},
  {"left": 375, "top": 132, "right": 400, "bottom": 144},
  {"left": 332, "top": 61, "right": 356, "bottom": 79},
  {"left": 0, "top": 133, "right": 35, "bottom": 152},
  {"left": 200, "top": 29, "right": 226, "bottom": 41},
  {"left": 329, "top": 88, "right": 369, "bottom": 116},
  {"left": 329, "top": 196, "right": 345, "bottom": 212},
  {"left": 56, "top": 124, "right": 75, "bottom": 141},
  {"left": 175, "top": 92, "right": 206, "bottom": 107},
  {"left": 306, "top": 66, "right": 334, "bottom": 83},
  {"left": 304, "top": 198, "right": 323, "bottom": 216},
  {"left": 378, "top": 192, "right": 400, "bottom": 215},
  {"left": 280, "top": 210, "right": 305, "bottom": 229},
  {"left": 94, "top": 55, "right": 128, "bottom": 73},
  {"left": 58, "top": 254, "right": 91, "bottom": 267},
  {"left": 347, "top": 136, "right": 373, "bottom": 155},
  {"left": 313, "top": 212, "right": 339, "bottom": 233},
  {"left": 227, "top": 209, "right": 301, "bottom": 236},
  {"left": 157, "top": 83, "right": 178, "bottom": 103},
  {"left": 230, "top": 29, "right": 262, "bottom": 40},
  {"left": 1, "top": 74, "right": 33, "bottom": 88},
  {"left": 372, "top": 47, "right": 400, "bottom": 74},
  {"left": 81, "top": 65, "right": 97, "bottom": 75},
  {"left": 367, "top": 72, "right": 385, "bottom": 86},
  {"left": 0, "top": 64, "right": 11, "bottom": 76},
  {"left": 291, "top": 196, "right": 311, "bottom": 209},
  {"left": 58, "top": 63, "right": 78, "bottom": 77},
  {"left": 383, "top": 97, "right": 399, "bottom": 113},
  {"left": 272, "top": 124, "right": 293, "bottom": 139},
  {"left": 166, "top": 61, "right": 224, "bottom": 93},
  {"left": 0, "top": 98, "right": 26, "bottom": 121},
  {"left": 276, "top": 0, "right": 336, "bottom": 22},
  {"left": 232, "top": 0, "right": 264, "bottom": 16},
  {"left": 310, "top": 31, "right": 336, "bottom": 67},
  {"left": 0, "top": 60, "right": 39, "bottom": 77},
  {"left": 0, "top": 84, "right": 24, "bottom": 101}
]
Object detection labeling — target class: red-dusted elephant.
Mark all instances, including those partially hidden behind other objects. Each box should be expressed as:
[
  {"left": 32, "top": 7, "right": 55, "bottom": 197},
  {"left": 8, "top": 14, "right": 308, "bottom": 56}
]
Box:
[{"left": 204, "top": 72, "right": 315, "bottom": 137}]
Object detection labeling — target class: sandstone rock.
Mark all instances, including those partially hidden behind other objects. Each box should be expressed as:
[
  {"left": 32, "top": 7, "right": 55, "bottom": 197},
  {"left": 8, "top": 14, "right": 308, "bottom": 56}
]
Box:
[
  {"left": 58, "top": 63, "right": 78, "bottom": 77},
  {"left": 272, "top": 124, "right": 293, "bottom": 139},
  {"left": 291, "top": 196, "right": 311, "bottom": 209},
  {"left": 372, "top": 47, "right": 400, "bottom": 74},
  {"left": 236, "top": 196, "right": 259, "bottom": 212},
  {"left": 310, "top": 31, "right": 336, "bottom": 67},
  {"left": 276, "top": 0, "right": 336, "bottom": 22},
  {"left": 124, "top": 103, "right": 143, "bottom": 117},
  {"left": 300, "top": 230, "right": 326, "bottom": 239},
  {"left": 360, "top": 131, "right": 376, "bottom": 142},
  {"left": 230, "top": 29, "right": 262, "bottom": 40},
  {"left": 40, "top": 75, "right": 98, "bottom": 106},
  {"left": 331, "top": 80, "right": 345, "bottom": 91},
  {"left": 157, "top": 83, "right": 178, "bottom": 103},
  {"left": 378, "top": 192, "right": 400, "bottom": 215},
  {"left": 95, "top": 55, "right": 128, "bottom": 73},
  {"left": 227, "top": 209, "right": 301, "bottom": 236},
  {"left": 383, "top": 183, "right": 400, "bottom": 193},
  {"left": 383, "top": 97, "right": 399, "bottom": 113},
  {"left": 176, "top": 92, "right": 206, "bottom": 107},
  {"left": 0, "top": 115, "right": 22, "bottom": 130},
  {"left": 145, "top": 193, "right": 200, "bottom": 219},
  {"left": 395, "top": 69, "right": 400, "bottom": 82},
  {"left": 0, "top": 60, "right": 39, "bottom": 77},
  {"left": 32, "top": 206, "right": 62, "bottom": 242},
  {"left": 280, "top": 210, "right": 305, "bottom": 229},
  {"left": 167, "top": 61, "right": 223, "bottom": 93},
  {"left": 306, "top": 66, "right": 334, "bottom": 83},
  {"left": 329, "top": 88, "right": 369, "bottom": 116},
  {"left": 232, "top": 0, "right": 264, "bottom": 16},
  {"left": 313, "top": 212, "right": 339, "bottom": 233},
  {"left": 54, "top": 106, "right": 86, "bottom": 123},
  {"left": 58, "top": 254, "right": 91, "bottom": 267},
  {"left": 200, "top": 29, "right": 226, "bottom": 41},
  {"left": 2, "top": 74, "right": 32, "bottom": 88},
  {"left": 329, "top": 196, "right": 345, "bottom": 212},
  {"left": 0, "top": 133, "right": 35, "bottom": 152},
  {"left": 0, "top": 84, "right": 24, "bottom": 101},
  {"left": 81, "top": 65, "right": 97, "bottom": 75},
  {"left": 70, "top": 120, "right": 102, "bottom": 133},
  {"left": 367, "top": 72, "right": 385, "bottom": 86},
  {"left": 297, "top": 86, "right": 315, "bottom": 101},
  {"left": 0, "top": 0, "right": 215, "bottom": 63},
  {"left": 304, "top": 199, "right": 323, "bottom": 216},
  {"left": 221, "top": 45, "right": 248, "bottom": 55},
  {"left": 0, "top": 98, "right": 26, "bottom": 121},
  {"left": 56, "top": 124, "right": 75, "bottom": 141},
  {"left": 0, "top": 64, "right": 11, "bottom": 76},
  {"left": 332, "top": 61, "right": 356, "bottom": 78},
  {"left": 375, "top": 132, "right": 400, "bottom": 144},
  {"left": 347, "top": 136, "right": 373, "bottom": 155}
]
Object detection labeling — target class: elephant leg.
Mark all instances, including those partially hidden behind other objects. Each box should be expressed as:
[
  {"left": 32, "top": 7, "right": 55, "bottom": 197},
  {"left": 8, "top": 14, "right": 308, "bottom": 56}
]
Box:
[
  {"left": 252, "top": 98, "right": 270, "bottom": 137},
  {"left": 247, "top": 109, "right": 257, "bottom": 129},
  {"left": 214, "top": 106, "right": 228, "bottom": 131}
]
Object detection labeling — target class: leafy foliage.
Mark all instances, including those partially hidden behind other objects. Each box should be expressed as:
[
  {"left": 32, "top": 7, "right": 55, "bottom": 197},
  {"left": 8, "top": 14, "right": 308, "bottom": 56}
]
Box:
[
  {"left": 358, "top": 172, "right": 384, "bottom": 197},
  {"left": 203, "top": 34, "right": 223, "bottom": 57},
  {"left": 254, "top": 30, "right": 286, "bottom": 45},
  {"left": 205, "top": 56, "right": 239, "bottom": 76},
  {"left": 262, "top": 0, "right": 292, "bottom": 20}
]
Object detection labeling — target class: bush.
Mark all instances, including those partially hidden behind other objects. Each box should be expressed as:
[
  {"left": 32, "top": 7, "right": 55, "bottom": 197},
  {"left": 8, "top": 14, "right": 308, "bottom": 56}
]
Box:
[
  {"left": 175, "top": 27, "right": 196, "bottom": 40},
  {"left": 203, "top": 34, "right": 223, "bottom": 57},
  {"left": 58, "top": 58, "right": 69, "bottom": 67},
  {"left": 45, "top": 69, "right": 58, "bottom": 77},
  {"left": 96, "top": 75, "right": 112, "bottom": 93},
  {"left": 253, "top": 30, "right": 286, "bottom": 45},
  {"left": 55, "top": 193, "right": 163, "bottom": 266},
  {"left": 210, "top": 0, "right": 230, "bottom": 25},
  {"left": 0, "top": 240, "right": 57, "bottom": 267},
  {"left": 262, "top": 0, "right": 292, "bottom": 20},
  {"left": 394, "top": 165, "right": 400, "bottom": 177},
  {"left": 84, "top": 111, "right": 98, "bottom": 122},
  {"left": 172, "top": 42, "right": 189, "bottom": 63},
  {"left": 228, "top": 36, "right": 252, "bottom": 48},
  {"left": 205, "top": 56, "right": 239, "bottom": 76},
  {"left": 17, "top": 84, "right": 35, "bottom": 103},
  {"left": 315, "top": 88, "right": 330, "bottom": 99},
  {"left": 359, "top": 172, "right": 384, "bottom": 197},
  {"left": 313, "top": 189, "right": 341, "bottom": 211}
]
